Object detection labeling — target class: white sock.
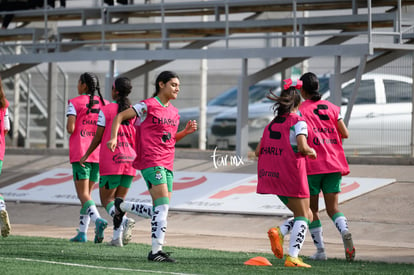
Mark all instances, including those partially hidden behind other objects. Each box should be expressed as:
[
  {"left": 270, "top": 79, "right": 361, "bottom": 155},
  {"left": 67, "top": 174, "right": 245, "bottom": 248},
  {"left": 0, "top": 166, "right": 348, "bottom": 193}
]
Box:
[
  {"left": 108, "top": 204, "right": 129, "bottom": 228},
  {"left": 288, "top": 218, "right": 308, "bottom": 258},
  {"left": 79, "top": 214, "right": 90, "bottom": 233},
  {"left": 279, "top": 217, "right": 294, "bottom": 236},
  {"left": 121, "top": 201, "right": 152, "bottom": 219},
  {"left": 107, "top": 205, "right": 116, "bottom": 218},
  {"left": 151, "top": 204, "right": 168, "bottom": 254},
  {"left": 87, "top": 204, "right": 101, "bottom": 223},
  {"left": 0, "top": 199, "right": 5, "bottom": 211},
  {"left": 113, "top": 223, "right": 124, "bottom": 240},
  {"left": 334, "top": 215, "right": 349, "bottom": 235},
  {"left": 310, "top": 226, "right": 325, "bottom": 250}
]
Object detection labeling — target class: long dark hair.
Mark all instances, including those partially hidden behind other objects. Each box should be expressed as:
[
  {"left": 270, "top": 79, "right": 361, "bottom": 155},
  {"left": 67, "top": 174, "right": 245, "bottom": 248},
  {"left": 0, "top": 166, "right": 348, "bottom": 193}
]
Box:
[
  {"left": 152, "top": 70, "right": 179, "bottom": 97},
  {"left": 300, "top": 72, "right": 321, "bottom": 101},
  {"left": 79, "top": 72, "right": 106, "bottom": 113},
  {"left": 113, "top": 77, "right": 132, "bottom": 114},
  {"left": 267, "top": 86, "right": 301, "bottom": 118},
  {"left": 0, "top": 77, "right": 7, "bottom": 109}
]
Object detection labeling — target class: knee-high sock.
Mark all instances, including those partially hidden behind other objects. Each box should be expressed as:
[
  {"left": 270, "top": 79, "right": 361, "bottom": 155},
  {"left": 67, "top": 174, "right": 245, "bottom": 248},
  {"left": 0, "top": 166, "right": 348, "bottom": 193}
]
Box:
[
  {"left": 151, "top": 203, "right": 169, "bottom": 254},
  {"left": 79, "top": 204, "right": 91, "bottom": 233},
  {"left": 332, "top": 212, "right": 349, "bottom": 235},
  {"left": 82, "top": 200, "right": 101, "bottom": 223},
  {"left": 279, "top": 217, "right": 294, "bottom": 236},
  {"left": 0, "top": 196, "right": 5, "bottom": 211},
  {"left": 288, "top": 217, "right": 309, "bottom": 258},
  {"left": 106, "top": 201, "right": 125, "bottom": 239},
  {"left": 120, "top": 201, "right": 152, "bottom": 219},
  {"left": 309, "top": 219, "right": 325, "bottom": 250}
]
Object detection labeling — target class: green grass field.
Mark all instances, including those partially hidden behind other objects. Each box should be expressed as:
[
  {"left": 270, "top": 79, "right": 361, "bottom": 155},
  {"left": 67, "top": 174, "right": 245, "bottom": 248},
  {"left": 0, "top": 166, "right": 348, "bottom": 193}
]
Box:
[{"left": 0, "top": 236, "right": 413, "bottom": 275}]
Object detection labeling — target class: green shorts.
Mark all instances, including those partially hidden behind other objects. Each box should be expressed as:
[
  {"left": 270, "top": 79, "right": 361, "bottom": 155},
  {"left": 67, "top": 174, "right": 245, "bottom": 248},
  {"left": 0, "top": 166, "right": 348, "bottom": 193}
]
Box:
[
  {"left": 278, "top": 195, "right": 288, "bottom": 205},
  {"left": 308, "top": 172, "right": 342, "bottom": 196},
  {"left": 141, "top": 166, "right": 173, "bottom": 192},
  {"left": 0, "top": 160, "right": 3, "bottom": 175},
  {"left": 72, "top": 162, "right": 100, "bottom": 182},
  {"left": 99, "top": 175, "right": 133, "bottom": 190}
]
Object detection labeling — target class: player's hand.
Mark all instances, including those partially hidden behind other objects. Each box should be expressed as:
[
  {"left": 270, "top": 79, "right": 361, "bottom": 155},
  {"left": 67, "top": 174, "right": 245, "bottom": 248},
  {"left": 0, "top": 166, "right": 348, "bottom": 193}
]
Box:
[
  {"left": 308, "top": 148, "right": 317, "bottom": 160},
  {"left": 107, "top": 138, "right": 117, "bottom": 152},
  {"left": 79, "top": 155, "right": 87, "bottom": 167},
  {"left": 185, "top": 120, "right": 197, "bottom": 134}
]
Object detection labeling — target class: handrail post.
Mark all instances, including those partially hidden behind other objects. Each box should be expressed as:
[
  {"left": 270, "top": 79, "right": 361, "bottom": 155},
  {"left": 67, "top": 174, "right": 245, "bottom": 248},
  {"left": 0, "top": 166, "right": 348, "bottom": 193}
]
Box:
[{"left": 25, "top": 73, "right": 31, "bottom": 148}]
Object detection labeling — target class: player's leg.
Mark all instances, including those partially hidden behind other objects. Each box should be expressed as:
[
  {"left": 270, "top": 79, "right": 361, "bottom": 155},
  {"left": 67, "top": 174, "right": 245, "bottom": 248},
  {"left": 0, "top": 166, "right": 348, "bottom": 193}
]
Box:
[
  {"left": 70, "top": 163, "right": 92, "bottom": 242},
  {"left": 100, "top": 175, "right": 123, "bottom": 246},
  {"left": 144, "top": 167, "right": 175, "bottom": 262},
  {"left": 90, "top": 163, "right": 108, "bottom": 243},
  {"left": 307, "top": 174, "right": 327, "bottom": 260},
  {"left": 283, "top": 197, "right": 312, "bottom": 268},
  {"left": 323, "top": 172, "right": 355, "bottom": 262},
  {"left": 324, "top": 192, "right": 355, "bottom": 262},
  {"left": 0, "top": 193, "right": 11, "bottom": 237}
]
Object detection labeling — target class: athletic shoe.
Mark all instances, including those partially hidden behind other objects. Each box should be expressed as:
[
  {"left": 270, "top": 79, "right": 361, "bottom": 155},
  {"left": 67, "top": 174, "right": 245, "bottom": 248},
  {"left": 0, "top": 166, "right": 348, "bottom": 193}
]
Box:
[
  {"left": 69, "top": 230, "right": 87, "bottom": 242},
  {"left": 148, "top": 250, "right": 176, "bottom": 263},
  {"left": 268, "top": 226, "right": 284, "bottom": 259},
  {"left": 94, "top": 217, "right": 108, "bottom": 243},
  {"left": 284, "top": 255, "right": 311, "bottom": 268},
  {"left": 114, "top": 198, "right": 126, "bottom": 229},
  {"left": 122, "top": 217, "right": 135, "bottom": 245},
  {"left": 107, "top": 238, "right": 123, "bottom": 247},
  {"left": 342, "top": 230, "right": 355, "bottom": 261},
  {"left": 309, "top": 251, "right": 327, "bottom": 261},
  {"left": 0, "top": 210, "right": 11, "bottom": 237}
]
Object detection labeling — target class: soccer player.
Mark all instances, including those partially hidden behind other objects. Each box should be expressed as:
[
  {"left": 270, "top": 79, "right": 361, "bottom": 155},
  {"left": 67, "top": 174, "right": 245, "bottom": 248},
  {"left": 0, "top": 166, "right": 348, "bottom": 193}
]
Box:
[
  {"left": 256, "top": 79, "right": 316, "bottom": 268},
  {"left": 66, "top": 72, "right": 109, "bottom": 243},
  {"left": 107, "top": 71, "right": 197, "bottom": 262},
  {"left": 80, "top": 76, "right": 152, "bottom": 247},
  {"left": 0, "top": 77, "right": 10, "bottom": 238},
  {"left": 299, "top": 72, "right": 355, "bottom": 261}
]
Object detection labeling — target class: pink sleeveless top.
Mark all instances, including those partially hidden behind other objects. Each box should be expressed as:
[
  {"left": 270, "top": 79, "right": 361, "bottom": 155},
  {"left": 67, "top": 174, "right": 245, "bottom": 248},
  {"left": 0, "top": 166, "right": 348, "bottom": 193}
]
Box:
[
  {"left": 99, "top": 103, "right": 136, "bottom": 176},
  {"left": 257, "top": 113, "right": 309, "bottom": 198},
  {"left": 0, "top": 99, "right": 9, "bottom": 161},
  {"left": 299, "top": 99, "right": 349, "bottom": 176},
  {"left": 68, "top": 95, "right": 109, "bottom": 163},
  {"left": 132, "top": 97, "right": 180, "bottom": 171}
]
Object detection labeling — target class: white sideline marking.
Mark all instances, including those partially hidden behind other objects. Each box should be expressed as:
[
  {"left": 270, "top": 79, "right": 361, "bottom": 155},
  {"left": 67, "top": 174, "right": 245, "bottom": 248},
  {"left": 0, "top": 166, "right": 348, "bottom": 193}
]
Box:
[{"left": 9, "top": 257, "right": 201, "bottom": 275}]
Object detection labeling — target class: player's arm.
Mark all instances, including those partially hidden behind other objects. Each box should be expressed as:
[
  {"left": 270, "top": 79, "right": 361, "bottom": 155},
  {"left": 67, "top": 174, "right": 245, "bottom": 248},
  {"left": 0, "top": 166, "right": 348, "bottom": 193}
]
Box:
[
  {"left": 297, "top": 134, "right": 316, "bottom": 159},
  {"left": 80, "top": 126, "right": 104, "bottom": 166},
  {"left": 337, "top": 119, "right": 349, "bottom": 139},
  {"left": 66, "top": 102, "right": 76, "bottom": 134},
  {"left": 255, "top": 139, "right": 261, "bottom": 157},
  {"left": 80, "top": 110, "right": 105, "bottom": 166},
  {"left": 107, "top": 107, "right": 136, "bottom": 152}
]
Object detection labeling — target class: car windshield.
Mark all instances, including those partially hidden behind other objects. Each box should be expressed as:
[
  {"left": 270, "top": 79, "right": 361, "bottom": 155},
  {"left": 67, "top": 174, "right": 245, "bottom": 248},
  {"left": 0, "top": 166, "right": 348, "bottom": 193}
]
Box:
[{"left": 208, "top": 84, "right": 276, "bottom": 107}]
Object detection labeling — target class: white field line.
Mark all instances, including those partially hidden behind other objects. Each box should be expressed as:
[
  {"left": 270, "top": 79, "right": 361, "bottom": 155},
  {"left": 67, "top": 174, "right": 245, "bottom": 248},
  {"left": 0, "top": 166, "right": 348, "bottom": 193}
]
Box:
[{"left": 2, "top": 257, "right": 202, "bottom": 275}]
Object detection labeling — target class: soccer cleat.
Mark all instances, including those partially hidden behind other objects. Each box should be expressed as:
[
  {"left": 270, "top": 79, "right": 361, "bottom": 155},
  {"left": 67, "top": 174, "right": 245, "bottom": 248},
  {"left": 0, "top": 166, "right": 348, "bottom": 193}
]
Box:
[
  {"left": 284, "top": 255, "right": 311, "bottom": 268},
  {"left": 114, "top": 198, "right": 126, "bottom": 229},
  {"left": 107, "top": 238, "right": 123, "bottom": 247},
  {"left": 122, "top": 217, "right": 135, "bottom": 245},
  {"left": 309, "top": 251, "right": 327, "bottom": 261},
  {"left": 148, "top": 250, "right": 176, "bottom": 263},
  {"left": 342, "top": 231, "right": 355, "bottom": 262},
  {"left": 69, "top": 230, "right": 87, "bottom": 242},
  {"left": 0, "top": 210, "right": 11, "bottom": 237},
  {"left": 94, "top": 217, "right": 108, "bottom": 243},
  {"left": 268, "top": 226, "right": 284, "bottom": 259}
]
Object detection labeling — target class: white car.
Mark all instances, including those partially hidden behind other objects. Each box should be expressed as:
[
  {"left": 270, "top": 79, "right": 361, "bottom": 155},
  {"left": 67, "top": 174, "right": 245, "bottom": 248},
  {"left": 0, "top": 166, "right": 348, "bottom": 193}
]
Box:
[
  {"left": 176, "top": 80, "right": 280, "bottom": 148},
  {"left": 208, "top": 74, "right": 413, "bottom": 155}
]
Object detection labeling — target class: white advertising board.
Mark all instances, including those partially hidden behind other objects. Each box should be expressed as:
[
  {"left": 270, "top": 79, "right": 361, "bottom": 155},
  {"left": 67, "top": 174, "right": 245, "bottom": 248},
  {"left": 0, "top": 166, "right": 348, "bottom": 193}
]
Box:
[{"left": 0, "top": 168, "right": 395, "bottom": 216}]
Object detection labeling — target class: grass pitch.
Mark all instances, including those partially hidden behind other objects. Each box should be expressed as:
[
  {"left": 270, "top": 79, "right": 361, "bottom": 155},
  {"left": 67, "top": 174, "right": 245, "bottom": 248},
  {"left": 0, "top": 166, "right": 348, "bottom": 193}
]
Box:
[{"left": 0, "top": 236, "right": 413, "bottom": 275}]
